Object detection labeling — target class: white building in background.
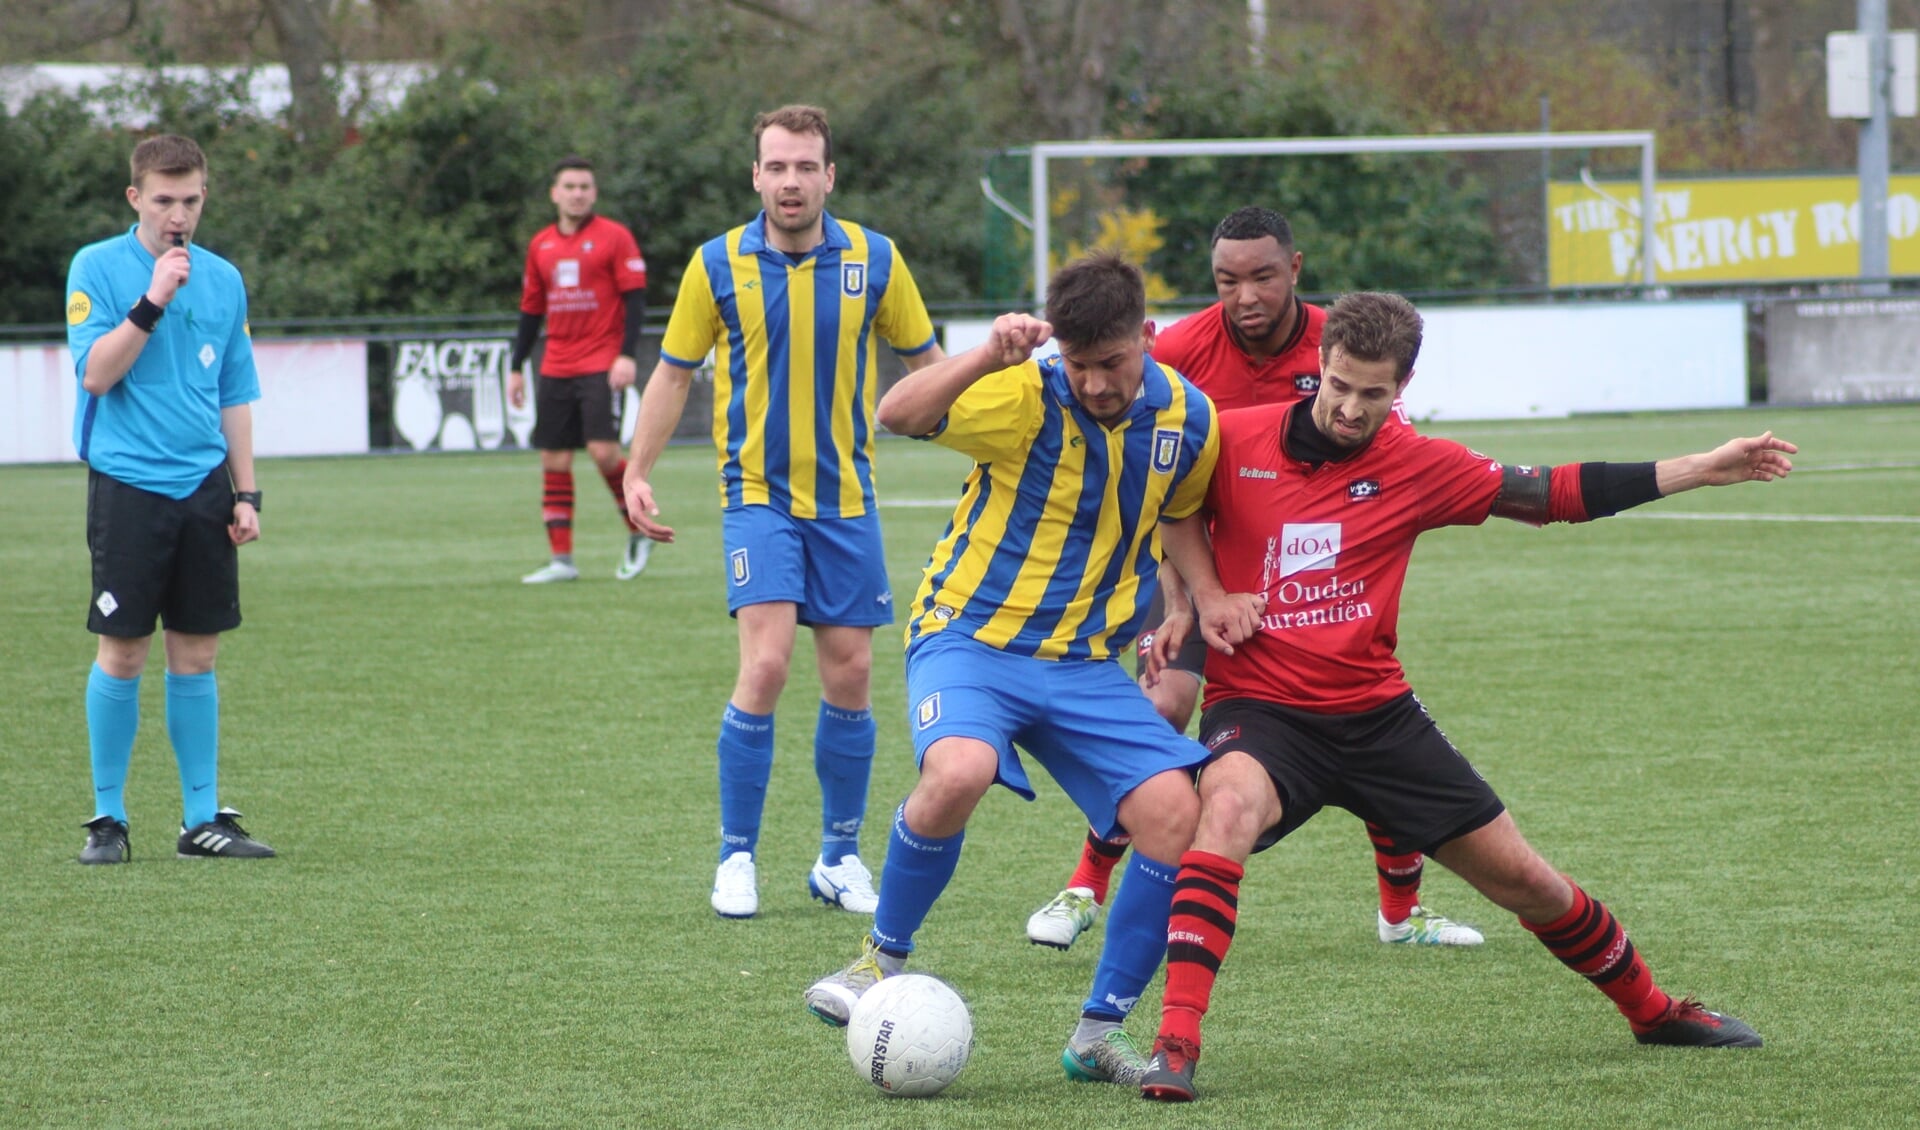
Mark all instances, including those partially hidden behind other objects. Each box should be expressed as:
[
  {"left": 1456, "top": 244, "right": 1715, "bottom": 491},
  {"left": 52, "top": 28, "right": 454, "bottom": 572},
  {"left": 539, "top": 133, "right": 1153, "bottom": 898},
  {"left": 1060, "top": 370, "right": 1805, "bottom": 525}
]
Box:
[{"left": 0, "top": 61, "right": 433, "bottom": 124}]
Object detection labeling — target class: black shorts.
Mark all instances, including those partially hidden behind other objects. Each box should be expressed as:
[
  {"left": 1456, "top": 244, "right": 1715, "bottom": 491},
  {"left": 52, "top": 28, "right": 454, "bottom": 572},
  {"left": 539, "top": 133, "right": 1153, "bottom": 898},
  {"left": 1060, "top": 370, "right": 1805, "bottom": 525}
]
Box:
[
  {"left": 87, "top": 467, "right": 241, "bottom": 638},
  {"left": 531, "top": 372, "right": 621, "bottom": 449},
  {"left": 1132, "top": 587, "right": 1207, "bottom": 680},
  {"left": 1199, "top": 692, "right": 1505, "bottom": 856}
]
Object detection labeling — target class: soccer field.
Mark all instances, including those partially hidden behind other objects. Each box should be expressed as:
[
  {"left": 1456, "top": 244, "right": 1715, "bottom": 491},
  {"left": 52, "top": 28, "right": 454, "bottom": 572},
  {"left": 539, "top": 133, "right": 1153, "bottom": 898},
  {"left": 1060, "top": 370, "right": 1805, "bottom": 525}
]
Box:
[{"left": 3, "top": 405, "right": 1917, "bottom": 1128}]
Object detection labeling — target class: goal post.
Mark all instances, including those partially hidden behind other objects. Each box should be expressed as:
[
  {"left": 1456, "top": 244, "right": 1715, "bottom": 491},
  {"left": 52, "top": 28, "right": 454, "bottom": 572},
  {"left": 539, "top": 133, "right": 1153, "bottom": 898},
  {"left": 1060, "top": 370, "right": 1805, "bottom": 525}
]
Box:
[{"left": 1024, "top": 131, "right": 1659, "bottom": 306}]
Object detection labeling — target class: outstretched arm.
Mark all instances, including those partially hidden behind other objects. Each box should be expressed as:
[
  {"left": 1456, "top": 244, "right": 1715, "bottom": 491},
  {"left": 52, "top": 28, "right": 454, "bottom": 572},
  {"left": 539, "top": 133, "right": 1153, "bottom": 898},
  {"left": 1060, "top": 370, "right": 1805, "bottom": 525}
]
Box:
[
  {"left": 1655, "top": 431, "right": 1796, "bottom": 493},
  {"left": 1492, "top": 432, "right": 1798, "bottom": 525},
  {"left": 876, "top": 313, "right": 1046, "bottom": 437}
]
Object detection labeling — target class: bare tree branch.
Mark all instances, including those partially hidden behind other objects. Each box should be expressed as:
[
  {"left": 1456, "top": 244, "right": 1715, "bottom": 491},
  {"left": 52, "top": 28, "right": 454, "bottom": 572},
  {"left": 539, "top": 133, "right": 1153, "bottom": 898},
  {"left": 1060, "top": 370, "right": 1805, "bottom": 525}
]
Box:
[
  {"left": 0, "top": 0, "right": 140, "bottom": 62},
  {"left": 261, "top": 0, "right": 342, "bottom": 144}
]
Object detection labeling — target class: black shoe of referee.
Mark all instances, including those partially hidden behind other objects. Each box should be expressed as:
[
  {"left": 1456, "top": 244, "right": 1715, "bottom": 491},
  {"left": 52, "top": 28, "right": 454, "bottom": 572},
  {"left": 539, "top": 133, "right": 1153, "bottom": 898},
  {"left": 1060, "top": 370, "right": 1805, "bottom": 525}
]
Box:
[
  {"left": 177, "top": 808, "right": 276, "bottom": 859},
  {"left": 79, "top": 816, "right": 130, "bottom": 864}
]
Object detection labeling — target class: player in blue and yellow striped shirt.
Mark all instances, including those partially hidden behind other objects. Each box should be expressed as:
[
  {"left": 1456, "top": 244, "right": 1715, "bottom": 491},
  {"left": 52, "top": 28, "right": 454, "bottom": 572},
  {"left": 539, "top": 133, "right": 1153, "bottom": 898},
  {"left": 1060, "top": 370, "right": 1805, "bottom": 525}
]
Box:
[
  {"left": 804, "top": 253, "right": 1222, "bottom": 1086},
  {"left": 622, "top": 105, "right": 944, "bottom": 921}
]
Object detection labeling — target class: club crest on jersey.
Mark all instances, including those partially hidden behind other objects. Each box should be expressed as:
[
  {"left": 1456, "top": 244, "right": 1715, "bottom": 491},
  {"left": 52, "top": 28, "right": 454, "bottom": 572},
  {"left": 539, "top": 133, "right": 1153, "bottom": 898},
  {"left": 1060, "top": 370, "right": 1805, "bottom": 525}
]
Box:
[
  {"left": 729, "top": 548, "right": 750, "bottom": 586},
  {"left": 1348, "top": 478, "right": 1382, "bottom": 502},
  {"left": 1152, "top": 428, "right": 1181, "bottom": 474},
  {"left": 915, "top": 692, "right": 942, "bottom": 730},
  {"left": 842, "top": 262, "right": 866, "bottom": 298},
  {"left": 1293, "top": 373, "right": 1320, "bottom": 393}
]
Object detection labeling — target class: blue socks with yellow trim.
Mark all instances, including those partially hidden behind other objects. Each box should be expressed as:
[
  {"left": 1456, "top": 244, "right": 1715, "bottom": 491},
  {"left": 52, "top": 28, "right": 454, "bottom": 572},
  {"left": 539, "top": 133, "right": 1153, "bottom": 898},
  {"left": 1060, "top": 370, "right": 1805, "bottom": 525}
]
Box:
[
  {"left": 871, "top": 802, "right": 962, "bottom": 956},
  {"left": 716, "top": 703, "right": 774, "bottom": 860},
  {"left": 1082, "top": 851, "right": 1180, "bottom": 1020},
  {"left": 815, "top": 702, "right": 875, "bottom": 864}
]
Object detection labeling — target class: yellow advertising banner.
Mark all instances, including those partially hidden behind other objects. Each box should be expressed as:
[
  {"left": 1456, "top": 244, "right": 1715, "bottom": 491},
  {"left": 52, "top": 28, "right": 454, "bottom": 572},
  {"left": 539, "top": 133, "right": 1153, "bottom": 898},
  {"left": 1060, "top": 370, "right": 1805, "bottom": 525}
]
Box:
[{"left": 1548, "top": 175, "right": 1920, "bottom": 286}]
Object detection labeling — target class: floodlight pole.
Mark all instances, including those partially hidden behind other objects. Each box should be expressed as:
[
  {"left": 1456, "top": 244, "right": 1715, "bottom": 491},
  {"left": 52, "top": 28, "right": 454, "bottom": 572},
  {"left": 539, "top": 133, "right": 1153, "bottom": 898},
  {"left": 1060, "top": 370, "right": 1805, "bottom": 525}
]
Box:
[
  {"left": 1859, "top": 0, "right": 1893, "bottom": 292},
  {"left": 1027, "top": 131, "right": 1660, "bottom": 308}
]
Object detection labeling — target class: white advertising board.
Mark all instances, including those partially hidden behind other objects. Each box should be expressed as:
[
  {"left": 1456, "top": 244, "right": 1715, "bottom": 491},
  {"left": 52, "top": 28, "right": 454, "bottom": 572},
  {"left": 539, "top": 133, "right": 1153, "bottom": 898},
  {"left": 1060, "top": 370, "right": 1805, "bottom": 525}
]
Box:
[{"left": 1, "top": 337, "right": 368, "bottom": 465}]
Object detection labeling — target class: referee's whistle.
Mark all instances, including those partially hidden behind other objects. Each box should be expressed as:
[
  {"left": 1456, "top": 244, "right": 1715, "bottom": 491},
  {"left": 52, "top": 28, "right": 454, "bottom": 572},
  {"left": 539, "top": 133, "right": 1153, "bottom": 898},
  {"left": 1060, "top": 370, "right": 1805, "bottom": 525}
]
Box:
[{"left": 171, "top": 232, "right": 187, "bottom": 286}]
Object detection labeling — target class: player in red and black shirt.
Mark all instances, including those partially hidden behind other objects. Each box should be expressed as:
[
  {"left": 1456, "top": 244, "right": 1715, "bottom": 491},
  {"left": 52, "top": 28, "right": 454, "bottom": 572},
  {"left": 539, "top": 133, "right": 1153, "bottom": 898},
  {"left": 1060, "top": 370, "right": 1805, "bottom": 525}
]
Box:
[
  {"left": 1133, "top": 291, "right": 1783, "bottom": 1101},
  {"left": 1026, "top": 209, "right": 1465, "bottom": 953},
  {"left": 510, "top": 156, "right": 651, "bottom": 584}
]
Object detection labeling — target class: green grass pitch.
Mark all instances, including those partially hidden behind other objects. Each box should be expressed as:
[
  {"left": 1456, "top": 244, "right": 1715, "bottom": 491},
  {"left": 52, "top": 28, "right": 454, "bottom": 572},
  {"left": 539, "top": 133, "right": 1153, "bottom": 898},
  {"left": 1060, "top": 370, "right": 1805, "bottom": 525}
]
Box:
[{"left": 2, "top": 405, "right": 1916, "bottom": 1128}]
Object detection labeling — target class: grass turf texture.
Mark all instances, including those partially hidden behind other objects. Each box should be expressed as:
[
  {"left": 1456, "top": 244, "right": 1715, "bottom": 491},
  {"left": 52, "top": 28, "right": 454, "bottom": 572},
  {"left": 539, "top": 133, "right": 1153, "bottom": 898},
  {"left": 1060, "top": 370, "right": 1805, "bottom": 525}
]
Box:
[{"left": 2, "top": 405, "right": 1916, "bottom": 1129}]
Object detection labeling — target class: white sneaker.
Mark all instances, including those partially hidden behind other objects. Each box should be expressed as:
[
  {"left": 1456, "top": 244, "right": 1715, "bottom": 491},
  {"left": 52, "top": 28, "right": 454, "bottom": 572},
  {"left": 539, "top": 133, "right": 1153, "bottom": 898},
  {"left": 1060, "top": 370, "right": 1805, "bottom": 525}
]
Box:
[
  {"left": 712, "top": 851, "right": 758, "bottom": 918},
  {"left": 808, "top": 854, "right": 879, "bottom": 913},
  {"left": 1378, "top": 905, "right": 1484, "bottom": 946},
  {"left": 1027, "top": 887, "right": 1100, "bottom": 949},
  {"left": 521, "top": 560, "right": 580, "bottom": 584},
  {"left": 616, "top": 535, "right": 652, "bottom": 580}
]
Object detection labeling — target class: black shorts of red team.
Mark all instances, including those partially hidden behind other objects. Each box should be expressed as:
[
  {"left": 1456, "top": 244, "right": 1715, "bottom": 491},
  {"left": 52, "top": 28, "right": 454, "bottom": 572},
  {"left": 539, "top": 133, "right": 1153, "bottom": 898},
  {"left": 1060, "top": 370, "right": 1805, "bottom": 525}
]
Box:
[
  {"left": 531, "top": 371, "right": 622, "bottom": 449},
  {"left": 1197, "top": 691, "right": 1505, "bottom": 857},
  {"left": 86, "top": 466, "right": 241, "bottom": 638}
]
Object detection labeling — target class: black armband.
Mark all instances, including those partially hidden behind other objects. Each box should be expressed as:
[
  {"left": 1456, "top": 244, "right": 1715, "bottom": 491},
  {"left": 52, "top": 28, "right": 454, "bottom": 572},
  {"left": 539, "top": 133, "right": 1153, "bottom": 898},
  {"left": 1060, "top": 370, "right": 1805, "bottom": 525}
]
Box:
[
  {"left": 620, "top": 289, "right": 647, "bottom": 359},
  {"left": 1579, "top": 461, "right": 1662, "bottom": 518},
  {"left": 1489, "top": 463, "right": 1551, "bottom": 525},
  {"left": 127, "top": 296, "right": 164, "bottom": 333},
  {"left": 233, "top": 490, "right": 262, "bottom": 512},
  {"left": 509, "top": 311, "right": 542, "bottom": 372}
]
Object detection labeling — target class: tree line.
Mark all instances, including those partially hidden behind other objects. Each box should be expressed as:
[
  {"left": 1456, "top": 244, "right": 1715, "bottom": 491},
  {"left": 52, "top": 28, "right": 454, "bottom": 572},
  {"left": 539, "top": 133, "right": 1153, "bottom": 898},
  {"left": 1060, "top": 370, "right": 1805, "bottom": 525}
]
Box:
[{"left": 4, "top": 0, "right": 1908, "bottom": 329}]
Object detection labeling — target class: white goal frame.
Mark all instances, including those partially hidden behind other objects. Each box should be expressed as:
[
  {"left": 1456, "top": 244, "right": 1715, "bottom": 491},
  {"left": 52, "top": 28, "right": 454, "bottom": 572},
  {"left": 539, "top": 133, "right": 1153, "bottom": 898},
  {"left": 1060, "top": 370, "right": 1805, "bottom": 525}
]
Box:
[{"left": 1023, "top": 131, "right": 1658, "bottom": 305}]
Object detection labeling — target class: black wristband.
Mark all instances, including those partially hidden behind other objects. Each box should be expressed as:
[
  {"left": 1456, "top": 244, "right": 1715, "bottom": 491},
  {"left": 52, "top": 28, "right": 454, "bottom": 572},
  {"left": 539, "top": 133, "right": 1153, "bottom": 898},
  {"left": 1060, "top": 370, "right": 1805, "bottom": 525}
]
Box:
[
  {"left": 233, "top": 490, "right": 262, "bottom": 512},
  {"left": 127, "top": 296, "right": 164, "bottom": 333}
]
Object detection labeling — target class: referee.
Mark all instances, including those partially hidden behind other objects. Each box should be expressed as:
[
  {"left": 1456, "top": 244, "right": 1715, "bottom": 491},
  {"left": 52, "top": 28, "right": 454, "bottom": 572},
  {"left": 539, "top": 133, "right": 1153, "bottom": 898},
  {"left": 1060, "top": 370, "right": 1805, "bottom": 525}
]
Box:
[{"left": 66, "top": 134, "right": 274, "bottom": 864}]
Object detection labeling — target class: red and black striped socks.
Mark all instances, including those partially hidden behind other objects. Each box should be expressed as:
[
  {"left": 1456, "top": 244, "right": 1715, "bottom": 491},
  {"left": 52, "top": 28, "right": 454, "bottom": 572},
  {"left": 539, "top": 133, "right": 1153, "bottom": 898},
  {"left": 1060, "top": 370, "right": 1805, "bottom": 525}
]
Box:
[
  {"left": 1522, "top": 881, "right": 1672, "bottom": 1028},
  {"left": 1368, "top": 820, "right": 1424, "bottom": 923},
  {"left": 1159, "top": 848, "right": 1244, "bottom": 1048},
  {"left": 600, "top": 459, "right": 639, "bottom": 533},
  {"left": 542, "top": 470, "right": 574, "bottom": 557},
  {"left": 1068, "top": 827, "right": 1133, "bottom": 904}
]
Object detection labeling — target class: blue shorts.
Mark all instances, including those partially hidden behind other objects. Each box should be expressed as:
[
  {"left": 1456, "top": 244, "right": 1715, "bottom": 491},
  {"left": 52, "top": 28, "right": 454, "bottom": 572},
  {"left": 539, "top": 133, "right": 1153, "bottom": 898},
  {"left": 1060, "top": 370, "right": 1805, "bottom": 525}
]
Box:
[
  {"left": 904, "top": 632, "right": 1208, "bottom": 839},
  {"left": 721, "top": 505, "right": 895, "bottom": 627}
]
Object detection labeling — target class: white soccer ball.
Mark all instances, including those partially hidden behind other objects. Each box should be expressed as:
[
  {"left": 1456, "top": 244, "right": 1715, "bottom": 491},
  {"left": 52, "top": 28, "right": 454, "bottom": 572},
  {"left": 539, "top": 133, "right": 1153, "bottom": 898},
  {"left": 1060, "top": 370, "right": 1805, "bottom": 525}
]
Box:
[{"left": 845, "top": 973, "right": 974, "bottom": 1097}]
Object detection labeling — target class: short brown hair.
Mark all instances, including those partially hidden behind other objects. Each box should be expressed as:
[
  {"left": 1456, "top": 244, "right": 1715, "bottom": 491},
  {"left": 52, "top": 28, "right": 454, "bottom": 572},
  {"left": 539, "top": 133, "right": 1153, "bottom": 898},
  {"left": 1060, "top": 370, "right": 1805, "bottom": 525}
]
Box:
[
  {"left": 752, "top": 104, "right": 832, "bottom": 165},
  {"left": 552, "top": 155, "right": 595, "bottom": 181},
  {"left": 1322, "top": 292, "right": 1424, "bottom": 380},
  {"left": 1045, "top": 252, "right": 1146, "bottom": 349},
  {"left": 130, "top": 134, "right": 207, "bottom": 189}
]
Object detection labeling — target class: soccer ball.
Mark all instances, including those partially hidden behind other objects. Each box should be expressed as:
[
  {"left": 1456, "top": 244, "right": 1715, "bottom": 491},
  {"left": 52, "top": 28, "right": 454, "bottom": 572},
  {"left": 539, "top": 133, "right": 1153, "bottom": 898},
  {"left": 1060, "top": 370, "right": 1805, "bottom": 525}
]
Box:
[{"left": 845, "top": 973, "right": 974, "bottom": 1097}]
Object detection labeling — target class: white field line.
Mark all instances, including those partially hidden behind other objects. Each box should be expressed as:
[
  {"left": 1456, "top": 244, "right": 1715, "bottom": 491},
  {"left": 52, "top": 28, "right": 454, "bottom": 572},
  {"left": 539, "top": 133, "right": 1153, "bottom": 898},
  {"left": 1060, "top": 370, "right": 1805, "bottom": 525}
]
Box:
[{"left": 1619, "top": 511, "right": 1920, "bottom": 524}]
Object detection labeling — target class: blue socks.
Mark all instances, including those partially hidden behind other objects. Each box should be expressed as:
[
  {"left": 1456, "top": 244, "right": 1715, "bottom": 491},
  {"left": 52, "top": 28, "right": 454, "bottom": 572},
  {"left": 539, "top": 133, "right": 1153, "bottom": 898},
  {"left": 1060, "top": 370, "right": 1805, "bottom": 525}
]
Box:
[
  {"left": 166, "top": 670, "right": 220, "bottom": 828},
  {"left": 871, "top": 802, "right": 963, "bottom": 956},
  {"left": 1082, "top": 851, "right": 1180, "bottom": 1021},
  {"left": 815, "top": 702, "right": 875, "bottom": 864},
  {"left": 86, "top": 664, "right": 140, "bottom": 823},
  {"left": 716, "top": 703, "right": 774, "bottom": 860}
]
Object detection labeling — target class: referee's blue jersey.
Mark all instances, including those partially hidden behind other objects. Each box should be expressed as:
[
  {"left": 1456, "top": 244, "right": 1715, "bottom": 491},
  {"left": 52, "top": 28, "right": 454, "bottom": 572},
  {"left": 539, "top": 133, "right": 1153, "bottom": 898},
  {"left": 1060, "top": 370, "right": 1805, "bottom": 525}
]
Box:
[{"left": 66, "top": 226, "right": 260, "bottom": 499}]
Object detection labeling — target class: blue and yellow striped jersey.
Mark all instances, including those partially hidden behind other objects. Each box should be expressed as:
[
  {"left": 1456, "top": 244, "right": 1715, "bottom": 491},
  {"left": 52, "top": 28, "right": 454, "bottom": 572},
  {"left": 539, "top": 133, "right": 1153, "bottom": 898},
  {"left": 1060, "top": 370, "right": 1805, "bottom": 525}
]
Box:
[
  {"left": 905, "top": 354, "right": 1219, "bottom": 661},
  {"left": 659, "top": 212, "right": 938, "bottom": 519}
]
